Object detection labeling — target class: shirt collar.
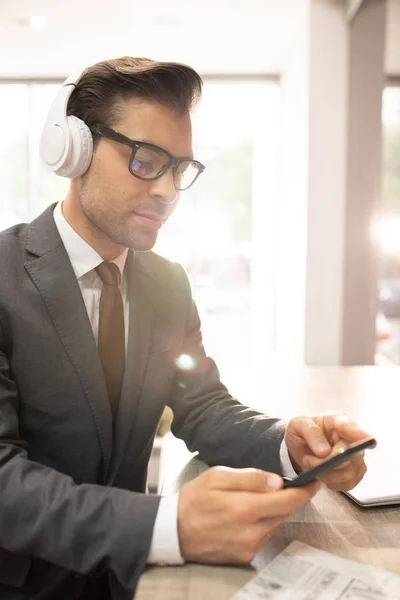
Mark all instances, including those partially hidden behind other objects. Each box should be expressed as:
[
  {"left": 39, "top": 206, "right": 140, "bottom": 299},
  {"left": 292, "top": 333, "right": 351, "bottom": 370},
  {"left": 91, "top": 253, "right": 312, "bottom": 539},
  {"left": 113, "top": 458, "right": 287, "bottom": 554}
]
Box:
[{"left": 53, "top": 200, "right": 128, "bottom": 281}]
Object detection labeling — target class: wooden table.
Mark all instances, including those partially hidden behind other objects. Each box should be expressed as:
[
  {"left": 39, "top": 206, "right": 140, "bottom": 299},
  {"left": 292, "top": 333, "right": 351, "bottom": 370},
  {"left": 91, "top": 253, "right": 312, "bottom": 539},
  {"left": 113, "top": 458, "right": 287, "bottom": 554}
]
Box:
[{"left": 136, "top": 367, "right": 400, "bottom": 599}]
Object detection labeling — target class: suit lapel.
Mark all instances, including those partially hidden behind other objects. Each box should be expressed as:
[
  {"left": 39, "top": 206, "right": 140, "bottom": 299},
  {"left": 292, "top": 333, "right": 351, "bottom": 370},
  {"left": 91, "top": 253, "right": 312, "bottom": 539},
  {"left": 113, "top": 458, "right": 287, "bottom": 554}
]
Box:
[
  {"left": 107, "top": 251, "right": 155, "bottom": 484},
  {"left": 24, "top": 205, "right": 113, "bottom": 479}
]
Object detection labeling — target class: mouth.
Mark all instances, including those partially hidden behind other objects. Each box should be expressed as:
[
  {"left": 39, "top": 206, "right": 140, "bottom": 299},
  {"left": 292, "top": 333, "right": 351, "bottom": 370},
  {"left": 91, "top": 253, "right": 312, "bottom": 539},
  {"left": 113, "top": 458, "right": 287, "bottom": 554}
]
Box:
[{"left": 131, "top": 210, "right": 165, "bottom": 230}]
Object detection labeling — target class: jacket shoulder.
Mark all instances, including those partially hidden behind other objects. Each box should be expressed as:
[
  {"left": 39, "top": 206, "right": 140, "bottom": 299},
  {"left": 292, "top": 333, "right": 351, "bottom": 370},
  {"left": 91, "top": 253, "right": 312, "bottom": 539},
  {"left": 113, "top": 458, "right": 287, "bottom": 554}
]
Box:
[
  {"left": 0, "top": 220, "right": 29, "bottom": 240},
  {"left": 136, "top": 251, "right": 193, "bottom": 321},
  {"left": 138, "top": 251, "right": 189, "bottom": 290},
  {"left": 0, "top": 222, "right": 29, "bottom": 263}
]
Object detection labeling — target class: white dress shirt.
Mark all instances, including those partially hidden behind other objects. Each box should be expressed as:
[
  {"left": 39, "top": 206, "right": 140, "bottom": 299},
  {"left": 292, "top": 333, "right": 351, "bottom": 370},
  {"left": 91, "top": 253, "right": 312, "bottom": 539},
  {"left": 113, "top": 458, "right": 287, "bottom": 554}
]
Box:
[{"left": 53, "top": 200, "right": 298, "bottom": 565}]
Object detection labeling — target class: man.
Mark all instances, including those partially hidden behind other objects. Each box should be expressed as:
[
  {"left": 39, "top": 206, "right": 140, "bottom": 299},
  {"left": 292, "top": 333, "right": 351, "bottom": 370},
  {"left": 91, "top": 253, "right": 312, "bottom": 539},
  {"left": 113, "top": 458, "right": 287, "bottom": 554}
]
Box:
[{"left": 0, "top": 57, "right": 373, "bottom": 600}]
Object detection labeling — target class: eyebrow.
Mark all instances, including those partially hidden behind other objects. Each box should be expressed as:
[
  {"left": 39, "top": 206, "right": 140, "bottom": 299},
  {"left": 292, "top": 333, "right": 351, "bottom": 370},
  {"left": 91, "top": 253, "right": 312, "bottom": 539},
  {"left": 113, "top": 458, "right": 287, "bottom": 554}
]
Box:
[
  {"left": 136, "top": 137, "right": 194, "bottom": 161},
  {"left": 110, "top": 127, "right": 194, "bottom": 160}
]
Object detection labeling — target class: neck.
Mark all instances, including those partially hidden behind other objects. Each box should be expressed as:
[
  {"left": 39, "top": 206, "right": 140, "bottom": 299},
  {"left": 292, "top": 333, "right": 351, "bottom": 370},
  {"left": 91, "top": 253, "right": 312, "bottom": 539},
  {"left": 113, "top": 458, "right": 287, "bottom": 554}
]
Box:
[{"left": 62, "top": 185, "right": 125, "bottom": 262}]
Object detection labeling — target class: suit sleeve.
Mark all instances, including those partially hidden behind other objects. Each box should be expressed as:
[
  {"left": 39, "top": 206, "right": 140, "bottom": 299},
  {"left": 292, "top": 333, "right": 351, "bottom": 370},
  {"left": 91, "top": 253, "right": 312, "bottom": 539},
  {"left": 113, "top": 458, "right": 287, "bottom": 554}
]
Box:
[
  {"left": 0, "top": 350, "right": 160, "bottom": 590},
  {"left": 168, "top": 265, "right": 287, "bottom": 475}
]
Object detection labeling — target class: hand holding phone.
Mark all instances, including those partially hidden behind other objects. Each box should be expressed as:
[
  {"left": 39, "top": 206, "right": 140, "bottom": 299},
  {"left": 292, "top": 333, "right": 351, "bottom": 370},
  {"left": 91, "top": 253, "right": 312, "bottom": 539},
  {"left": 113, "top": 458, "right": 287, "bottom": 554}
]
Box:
[{"left": 283, "top": 437, "right": 376, "bottom": 489}]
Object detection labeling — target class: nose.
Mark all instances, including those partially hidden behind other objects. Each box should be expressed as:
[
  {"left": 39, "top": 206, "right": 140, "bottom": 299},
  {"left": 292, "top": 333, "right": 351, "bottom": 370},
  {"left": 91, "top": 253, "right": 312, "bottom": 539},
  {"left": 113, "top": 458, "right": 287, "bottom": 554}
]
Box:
[{"left": 148, "top": 168, "right": 178, "bottom": 205}]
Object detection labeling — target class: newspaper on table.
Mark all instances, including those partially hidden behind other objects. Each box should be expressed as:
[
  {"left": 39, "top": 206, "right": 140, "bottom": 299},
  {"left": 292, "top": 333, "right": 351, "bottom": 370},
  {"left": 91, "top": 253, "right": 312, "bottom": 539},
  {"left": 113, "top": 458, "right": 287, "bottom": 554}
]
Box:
[{"left": 232, "top": 540, "right": 400, "bottom": 599}]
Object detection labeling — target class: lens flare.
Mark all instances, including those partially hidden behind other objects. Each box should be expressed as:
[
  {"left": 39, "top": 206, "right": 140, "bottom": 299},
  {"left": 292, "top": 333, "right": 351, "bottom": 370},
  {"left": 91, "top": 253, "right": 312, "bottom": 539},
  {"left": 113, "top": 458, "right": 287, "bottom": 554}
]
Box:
[{"left": 175, "top": 354, "right": 197, "bottom": 371}]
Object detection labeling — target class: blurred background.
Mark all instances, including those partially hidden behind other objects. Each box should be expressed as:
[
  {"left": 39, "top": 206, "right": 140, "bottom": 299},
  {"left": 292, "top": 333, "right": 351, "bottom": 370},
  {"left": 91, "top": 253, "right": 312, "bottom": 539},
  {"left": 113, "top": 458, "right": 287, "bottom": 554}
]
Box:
[{"left": 0, "top": 0, "right": 399, "bottom": 407}]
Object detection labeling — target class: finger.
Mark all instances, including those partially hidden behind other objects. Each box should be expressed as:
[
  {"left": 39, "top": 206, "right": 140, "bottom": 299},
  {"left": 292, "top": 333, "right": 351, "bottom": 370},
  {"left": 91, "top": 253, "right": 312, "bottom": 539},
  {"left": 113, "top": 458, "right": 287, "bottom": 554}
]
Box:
[
  {"left": 259, "top": 516, "right": 286, "bottom": 530},
  {"left": 319, "top": 413, "right": 374, "bottom": 445},
  {"left": 327, "top": 450, "right": 364, "bottom": 473},
  {"left": 259, "top": 518, "right": 285, "bottom": 546},
  {"left": 326, "top": 462, "right": 367, "bottom": 492},
  {"left": 252, "top": 517, "right": 285, "bottom": 544},
  {"left": 302, "top": 440, "right": 365, "bottom": 472},
  {"left": 207, "top": 466, "right": 284, "bottom": 493},
  {"left": 304, "top": 454, "right": 355, "bottom": 472},
  {"left": 246, "top": 480, "right": 321, "bottom": 520},
  {"left": 266, "top": 522, "right": 284, "bottom": 540},
  {"left": 313, "top": 411, "right": 349, "bottom": 439},
  {"left": 241, "top": 518, "right": 286, "bottom": 559},
  {"left": 322, "top": 450, "right": 365, "bottom": 479},
  {"left": 302, "top": 437, "right": 347, "bottom": 465},
  {"left": 302, "top": 453, "right": 353, "bottom": 472},
  {"left": 330, "top": 430, "right": 341, "bottom": 445},
  {"left": 320, "top": 462, "right": 360, "bottom": 485},
  {"left": 290, "top": 417, "right": 332, "bottom": 458}
]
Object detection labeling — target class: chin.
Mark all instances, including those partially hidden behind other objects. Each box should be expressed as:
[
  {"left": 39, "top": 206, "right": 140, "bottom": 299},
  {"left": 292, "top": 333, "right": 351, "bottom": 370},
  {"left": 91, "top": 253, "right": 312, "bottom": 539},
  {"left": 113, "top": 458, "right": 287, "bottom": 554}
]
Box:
[{"left": 119, "top": 232, "right": 158, "bottom": 252}]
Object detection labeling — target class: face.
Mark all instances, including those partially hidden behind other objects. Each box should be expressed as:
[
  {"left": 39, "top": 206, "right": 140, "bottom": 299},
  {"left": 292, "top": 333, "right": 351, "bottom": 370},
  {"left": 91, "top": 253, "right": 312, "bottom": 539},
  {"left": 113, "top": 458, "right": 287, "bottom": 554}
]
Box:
[{"left": 78, "top": 98, "right": 193, "bottom": 251}]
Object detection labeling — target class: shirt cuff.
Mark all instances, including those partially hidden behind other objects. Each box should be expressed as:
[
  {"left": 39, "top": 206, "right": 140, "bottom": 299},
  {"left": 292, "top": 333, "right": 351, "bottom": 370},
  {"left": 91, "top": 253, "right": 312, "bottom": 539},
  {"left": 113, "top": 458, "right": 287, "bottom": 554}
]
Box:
[
  {"left": 280, "top": 438, "right": 299, "bottom": 479},
  {"left": 147, "top": 494, "right": 185, "bottom": 565}
]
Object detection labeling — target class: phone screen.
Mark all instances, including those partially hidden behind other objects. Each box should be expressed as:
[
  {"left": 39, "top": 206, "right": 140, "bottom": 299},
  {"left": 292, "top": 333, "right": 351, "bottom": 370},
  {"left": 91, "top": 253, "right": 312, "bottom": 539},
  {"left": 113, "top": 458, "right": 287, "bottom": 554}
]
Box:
[{"left": 283, "top": 437, "right": 376, "bottom": 489}]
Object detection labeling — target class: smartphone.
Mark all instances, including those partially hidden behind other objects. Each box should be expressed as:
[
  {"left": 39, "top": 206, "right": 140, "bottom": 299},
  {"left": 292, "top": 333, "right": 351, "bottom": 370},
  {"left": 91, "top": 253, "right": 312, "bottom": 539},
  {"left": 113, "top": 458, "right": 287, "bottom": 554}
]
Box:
[{"left": 283, "top": 437, "right": 376, "bottom": 489}]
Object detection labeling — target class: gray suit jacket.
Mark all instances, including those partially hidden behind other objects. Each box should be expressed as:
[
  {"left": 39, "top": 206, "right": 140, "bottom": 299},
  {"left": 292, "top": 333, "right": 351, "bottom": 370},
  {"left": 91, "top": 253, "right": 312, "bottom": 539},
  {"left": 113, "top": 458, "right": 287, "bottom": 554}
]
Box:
[{"left": 0, "top": 204, "right": 286, "bottom": 599}]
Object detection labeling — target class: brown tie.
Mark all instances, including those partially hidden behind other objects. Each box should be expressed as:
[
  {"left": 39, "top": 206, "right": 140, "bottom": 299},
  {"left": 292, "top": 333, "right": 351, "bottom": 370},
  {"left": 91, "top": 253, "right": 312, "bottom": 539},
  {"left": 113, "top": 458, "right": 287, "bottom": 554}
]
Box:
[{"left": 95, "top": 262, "right": 125, "bottom": 420}]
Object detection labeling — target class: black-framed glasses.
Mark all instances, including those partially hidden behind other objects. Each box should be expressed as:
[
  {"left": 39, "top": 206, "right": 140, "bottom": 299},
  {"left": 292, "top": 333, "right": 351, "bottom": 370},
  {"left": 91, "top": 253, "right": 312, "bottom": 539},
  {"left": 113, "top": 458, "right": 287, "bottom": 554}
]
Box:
[{"left": 92, "top": 124, "right": 205, "bottom": 191}]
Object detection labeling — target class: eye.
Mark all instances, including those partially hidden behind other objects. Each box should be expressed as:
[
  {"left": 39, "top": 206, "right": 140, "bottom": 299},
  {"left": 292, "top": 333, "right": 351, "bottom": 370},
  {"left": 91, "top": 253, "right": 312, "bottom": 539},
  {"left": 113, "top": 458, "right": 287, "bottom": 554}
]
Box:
[
  {"left": 131, "top": 158, "right": 155, "bottom": 176},
  {"left": 131, "top": 146, "right": 166, "bottom": 178}
]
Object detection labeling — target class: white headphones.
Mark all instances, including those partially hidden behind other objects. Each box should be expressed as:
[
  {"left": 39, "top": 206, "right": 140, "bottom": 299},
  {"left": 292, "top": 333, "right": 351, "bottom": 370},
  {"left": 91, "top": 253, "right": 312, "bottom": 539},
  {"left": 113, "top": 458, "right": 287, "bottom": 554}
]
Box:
[{"left": 40, "top": 69, "right": 93, "bottom": 178}]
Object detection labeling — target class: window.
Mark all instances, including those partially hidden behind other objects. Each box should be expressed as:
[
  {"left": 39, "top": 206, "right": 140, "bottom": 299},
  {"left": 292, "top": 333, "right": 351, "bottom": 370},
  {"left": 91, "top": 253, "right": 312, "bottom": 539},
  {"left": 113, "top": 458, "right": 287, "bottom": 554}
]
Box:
[
  {"left": 0, "top": 79, "right": 281, "bottom": 404},
  {"left": 0, "top": 83, "right": 69, "bottom": 229},
  {"left": 155, "top": 80, "right": 280, "bottom": 402}
]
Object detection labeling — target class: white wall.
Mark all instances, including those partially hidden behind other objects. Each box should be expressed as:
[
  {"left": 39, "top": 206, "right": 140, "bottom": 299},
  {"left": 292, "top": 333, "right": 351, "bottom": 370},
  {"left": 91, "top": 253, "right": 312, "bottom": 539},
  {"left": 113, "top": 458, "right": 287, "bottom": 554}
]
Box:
[
  {"left": 304, "top": 1, "right": 348, "bottom": 364},
  {"left": 386, "top": 0, "right": 400, "bottom": 76}
]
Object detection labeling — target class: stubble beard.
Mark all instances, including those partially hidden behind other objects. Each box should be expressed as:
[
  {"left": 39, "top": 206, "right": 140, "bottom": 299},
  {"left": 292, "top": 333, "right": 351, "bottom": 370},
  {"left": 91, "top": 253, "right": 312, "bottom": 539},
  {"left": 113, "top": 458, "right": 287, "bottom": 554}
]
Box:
[{"left": 79, "top": 182, "right": 158, "bottom": 252}]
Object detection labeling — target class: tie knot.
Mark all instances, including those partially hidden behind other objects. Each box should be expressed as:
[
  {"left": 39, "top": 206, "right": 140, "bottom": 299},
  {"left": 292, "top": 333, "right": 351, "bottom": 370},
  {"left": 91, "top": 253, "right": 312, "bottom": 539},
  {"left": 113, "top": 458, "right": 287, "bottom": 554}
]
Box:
[{"left": 95, "top": 262, "right": 121, "bottom": 287}]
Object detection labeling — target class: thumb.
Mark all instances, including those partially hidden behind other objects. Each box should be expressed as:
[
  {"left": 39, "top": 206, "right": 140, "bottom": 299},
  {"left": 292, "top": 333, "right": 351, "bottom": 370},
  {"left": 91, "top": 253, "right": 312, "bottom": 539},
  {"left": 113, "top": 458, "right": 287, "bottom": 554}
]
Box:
[
  {"left": 291, "top": 417, "right": 331, "bottom": 458},
  {"left": 207, "top": 466, "right": 283, "bottom": 492}
]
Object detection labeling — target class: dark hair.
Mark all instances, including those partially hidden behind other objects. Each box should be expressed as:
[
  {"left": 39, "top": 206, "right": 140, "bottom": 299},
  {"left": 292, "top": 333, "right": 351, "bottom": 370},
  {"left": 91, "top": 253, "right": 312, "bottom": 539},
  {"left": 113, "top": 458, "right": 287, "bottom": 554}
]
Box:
[{"left": 67, "top": 56, "right": 203, "bottom": 140}]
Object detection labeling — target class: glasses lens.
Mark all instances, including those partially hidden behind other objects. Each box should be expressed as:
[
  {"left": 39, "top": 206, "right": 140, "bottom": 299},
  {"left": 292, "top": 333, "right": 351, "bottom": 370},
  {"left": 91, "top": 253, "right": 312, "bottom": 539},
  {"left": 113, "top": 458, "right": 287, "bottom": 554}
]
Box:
[
  {"left": 175, "top": 160, "right": 203, "bottom": 191},
  {"left": 130, "top": 146, "right": 169, "bottom": 179}
]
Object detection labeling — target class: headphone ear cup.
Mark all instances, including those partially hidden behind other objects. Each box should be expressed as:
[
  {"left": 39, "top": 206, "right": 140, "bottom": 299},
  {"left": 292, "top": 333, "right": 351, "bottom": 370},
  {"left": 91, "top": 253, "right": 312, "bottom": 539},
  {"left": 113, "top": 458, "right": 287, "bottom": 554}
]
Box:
[{"left": 57, "top": 116, "right": 93, "bottom": 178}]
